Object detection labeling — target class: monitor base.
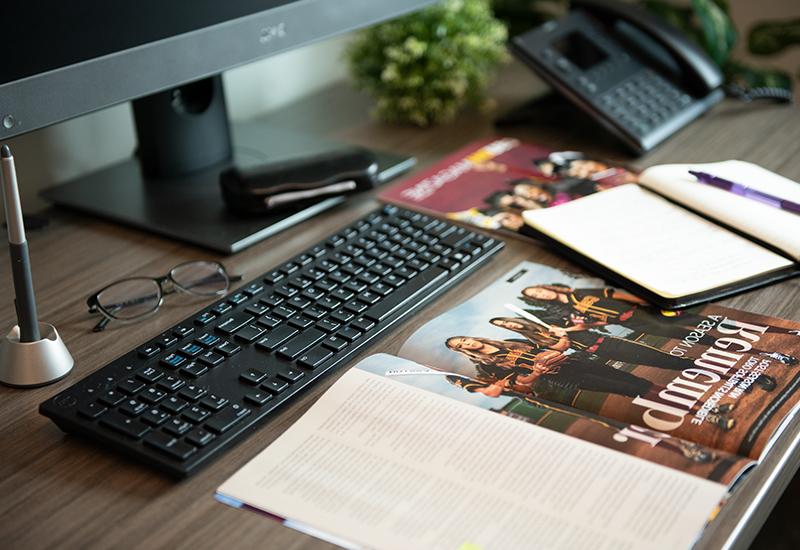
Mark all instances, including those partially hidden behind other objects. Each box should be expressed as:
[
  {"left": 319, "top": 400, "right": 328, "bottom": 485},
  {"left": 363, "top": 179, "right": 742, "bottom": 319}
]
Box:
[{"left": 41, "top": 119, "right": 414, "bottom": 254}]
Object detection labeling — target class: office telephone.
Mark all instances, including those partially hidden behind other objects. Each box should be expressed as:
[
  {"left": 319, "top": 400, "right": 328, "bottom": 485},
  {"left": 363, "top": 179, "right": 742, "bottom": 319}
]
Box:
[{"left": 510, "top": 0, "right": 725, "bottom": 154}]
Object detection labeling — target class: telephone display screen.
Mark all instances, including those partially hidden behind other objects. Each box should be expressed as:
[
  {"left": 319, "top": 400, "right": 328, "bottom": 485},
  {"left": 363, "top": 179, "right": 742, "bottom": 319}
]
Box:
[{"left": 553, "top": 31, "right": 607, "bottom": 70}]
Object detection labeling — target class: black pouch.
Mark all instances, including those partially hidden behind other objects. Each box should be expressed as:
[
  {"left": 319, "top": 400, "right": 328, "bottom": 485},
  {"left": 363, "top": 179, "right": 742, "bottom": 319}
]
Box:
[{"left": 220, "top": 148, "right": 379, "bottom": 214}]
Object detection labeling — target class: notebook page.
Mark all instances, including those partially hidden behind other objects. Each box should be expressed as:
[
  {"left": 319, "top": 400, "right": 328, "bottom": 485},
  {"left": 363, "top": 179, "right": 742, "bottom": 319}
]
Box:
[
  {"left": 639, "top": 161, "right": 800, "bottom": 260},
  {"left": 218, "top": 366, "right": 727, "bottom": 550},
  {"left": 523, "top": 184, "right": 793, "bottom": 298}
]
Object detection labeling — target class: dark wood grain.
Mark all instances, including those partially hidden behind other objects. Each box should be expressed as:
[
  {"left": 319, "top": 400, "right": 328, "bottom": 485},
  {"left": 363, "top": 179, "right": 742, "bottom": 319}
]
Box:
[{"left": 1, "top": 61, "right": 798, "bottom": 550}]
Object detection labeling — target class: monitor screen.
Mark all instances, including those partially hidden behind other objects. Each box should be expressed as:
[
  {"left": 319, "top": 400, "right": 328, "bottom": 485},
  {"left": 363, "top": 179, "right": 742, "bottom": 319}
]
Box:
[{"left": 0, "top": 0, "right": 434, "bottom": 139}]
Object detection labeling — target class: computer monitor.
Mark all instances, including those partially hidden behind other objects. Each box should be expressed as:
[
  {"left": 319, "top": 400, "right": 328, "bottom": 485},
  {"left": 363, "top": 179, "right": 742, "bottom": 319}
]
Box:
[{"left": 0, "top": 0, "right": 435, "bottom": 252}]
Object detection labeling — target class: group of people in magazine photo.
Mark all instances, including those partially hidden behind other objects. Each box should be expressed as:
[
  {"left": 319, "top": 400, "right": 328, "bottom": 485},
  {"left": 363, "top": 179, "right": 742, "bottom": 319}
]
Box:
[
  {"left": 442, "top": 282, "right": 800, "bottom": 435},
  {"left": 447, "top": 150, "right": 638, "bottom": 233}
]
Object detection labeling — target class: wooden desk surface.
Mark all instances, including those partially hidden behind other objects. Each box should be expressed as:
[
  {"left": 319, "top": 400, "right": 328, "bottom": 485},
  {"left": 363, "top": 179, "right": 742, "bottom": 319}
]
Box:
[{"left": 2, "top": 62, "right": 799, "bottom": 550}]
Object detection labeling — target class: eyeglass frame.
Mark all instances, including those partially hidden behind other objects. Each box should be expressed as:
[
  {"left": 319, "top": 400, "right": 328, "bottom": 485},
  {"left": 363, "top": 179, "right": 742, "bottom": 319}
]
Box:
[{"left": 87, "top": 260, "right": 243, "bottom": 332}]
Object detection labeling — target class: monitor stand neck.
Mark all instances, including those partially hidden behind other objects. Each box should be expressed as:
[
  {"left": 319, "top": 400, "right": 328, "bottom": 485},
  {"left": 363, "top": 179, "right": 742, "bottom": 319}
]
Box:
[
  {"left": 132, "top": 75, "right": 232, "bottom": 178},
  {"left": 40, "top": 77, "right": 416, "bottom": 253}
]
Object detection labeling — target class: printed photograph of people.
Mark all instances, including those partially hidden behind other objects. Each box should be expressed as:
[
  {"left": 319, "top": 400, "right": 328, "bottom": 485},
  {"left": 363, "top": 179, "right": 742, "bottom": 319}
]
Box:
[
  {"left": 356, "top": 354, "right": 751, "bottom": 484},
  {"left": 398, "top": 262, "right": 800, "bottom": 459}
]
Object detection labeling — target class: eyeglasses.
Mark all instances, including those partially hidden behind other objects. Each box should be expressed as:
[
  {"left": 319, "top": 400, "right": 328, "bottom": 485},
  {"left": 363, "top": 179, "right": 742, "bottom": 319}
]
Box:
[{"left": 87, "top": 260, "right": 242, "bottom": 332}]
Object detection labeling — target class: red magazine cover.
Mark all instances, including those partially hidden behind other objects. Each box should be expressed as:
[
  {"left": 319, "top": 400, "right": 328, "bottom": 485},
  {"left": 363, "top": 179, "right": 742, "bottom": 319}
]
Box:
[{"left": 380, "top": 137, "right": 637, "bottom": 235}]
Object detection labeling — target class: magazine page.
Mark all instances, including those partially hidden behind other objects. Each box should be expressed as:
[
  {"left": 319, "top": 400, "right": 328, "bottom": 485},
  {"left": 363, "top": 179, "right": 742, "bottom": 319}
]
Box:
[
  {"left": 218, "top": 363, "right": 729, "bottom": 550},
  {"left": 639, "top": 161, "right": 800, "bottom": 260},
  {"left": 362, "top": 354, "right": 751, "bottom": 485},
  {"left": 379, "top": 137, "right": 636, "bottom": 237},
  {"left": 398, "top": 261, "right": 800, "bottom": 459}
]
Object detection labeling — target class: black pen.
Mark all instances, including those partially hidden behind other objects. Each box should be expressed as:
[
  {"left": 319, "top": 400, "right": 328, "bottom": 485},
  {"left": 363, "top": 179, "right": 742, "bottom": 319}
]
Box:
[{"left": 1, "top": 145, "right": 40, "bottom": 342}]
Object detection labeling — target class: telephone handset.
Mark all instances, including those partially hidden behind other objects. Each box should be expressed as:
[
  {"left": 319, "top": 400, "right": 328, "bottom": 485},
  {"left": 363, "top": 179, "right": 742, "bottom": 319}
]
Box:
[{"left": 510, "top": 0, "right": 725, "bottom": 154}]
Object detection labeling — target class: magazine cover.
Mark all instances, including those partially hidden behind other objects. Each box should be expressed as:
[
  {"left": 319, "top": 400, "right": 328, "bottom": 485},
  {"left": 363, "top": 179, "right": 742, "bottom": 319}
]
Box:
[
  {"left": 379, "top": 138, "right": 637, "bottom": 235},
  {"left": 398, "top": 262, "right": 800, "bottom": 460}
]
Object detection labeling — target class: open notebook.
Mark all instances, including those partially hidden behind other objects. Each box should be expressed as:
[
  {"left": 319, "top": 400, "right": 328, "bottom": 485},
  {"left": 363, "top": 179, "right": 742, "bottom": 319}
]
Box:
[{"left": 523, "top": 161, "right": 800, "bottom": 308}]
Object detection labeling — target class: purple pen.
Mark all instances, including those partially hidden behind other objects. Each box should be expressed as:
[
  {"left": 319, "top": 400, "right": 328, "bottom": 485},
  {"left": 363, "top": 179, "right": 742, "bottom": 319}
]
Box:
[{"left": 689, "top": 170, "right": 800, "bottom": 216}]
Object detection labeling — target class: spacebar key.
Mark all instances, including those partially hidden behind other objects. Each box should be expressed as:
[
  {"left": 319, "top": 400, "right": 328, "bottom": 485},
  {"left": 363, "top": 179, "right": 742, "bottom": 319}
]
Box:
[{"left": 364, "top": 267, "right": 448, "bottom": 323}]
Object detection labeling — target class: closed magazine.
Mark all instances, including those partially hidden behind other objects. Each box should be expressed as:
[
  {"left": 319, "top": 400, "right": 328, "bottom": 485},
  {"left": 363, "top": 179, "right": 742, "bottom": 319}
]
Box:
[{"left": 217, "top": 262, "right": 800, "bottom": 550}]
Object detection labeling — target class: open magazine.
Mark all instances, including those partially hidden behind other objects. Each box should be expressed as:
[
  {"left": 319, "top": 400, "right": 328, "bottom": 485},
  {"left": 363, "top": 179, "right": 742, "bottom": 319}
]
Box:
[{"left": 218, "top": 262, "right": 800, "bottom": 549}]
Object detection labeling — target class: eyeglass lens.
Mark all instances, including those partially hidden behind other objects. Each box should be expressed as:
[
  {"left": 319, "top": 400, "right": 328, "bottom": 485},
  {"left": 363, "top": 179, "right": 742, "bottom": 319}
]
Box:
[
  {"left": 96, "top": 278, "right": 162, "bottom": 320},
  {"left": 170, "top": 261, "right": 229, "bottom": 296}
]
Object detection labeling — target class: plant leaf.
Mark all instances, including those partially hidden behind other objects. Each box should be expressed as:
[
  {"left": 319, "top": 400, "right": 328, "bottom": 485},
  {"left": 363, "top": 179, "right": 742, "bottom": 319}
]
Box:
[
  {"left": 691, "top": 0, "right": 737, "bottom": 65},
  {"left": 724, "top": 60, "right": 793, "bottom": 90},
  {"left": 748, "top": 18, "right": 800, "bottom": 56}
]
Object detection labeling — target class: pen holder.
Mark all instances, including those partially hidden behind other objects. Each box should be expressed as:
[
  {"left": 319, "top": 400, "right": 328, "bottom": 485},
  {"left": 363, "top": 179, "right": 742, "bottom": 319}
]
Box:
[{"left": 0, "top": 323, "right": 74, "bottom": 387}]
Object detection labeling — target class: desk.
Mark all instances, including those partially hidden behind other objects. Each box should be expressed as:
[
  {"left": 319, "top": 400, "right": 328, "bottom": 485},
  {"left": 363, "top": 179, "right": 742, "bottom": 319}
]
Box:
[{"left": 1, "top": 62, "right": 799, "bottom": 550}]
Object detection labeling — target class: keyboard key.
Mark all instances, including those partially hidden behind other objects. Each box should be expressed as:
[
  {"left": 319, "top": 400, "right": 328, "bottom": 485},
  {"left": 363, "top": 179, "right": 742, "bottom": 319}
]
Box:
[
  {"left": 235, "top": 324, "right": 266, "bottom": 343},
  {"left": 351, "top": 316, "right": 375, "bottom": 332},
  {"left": 198, "top": 351, "right": 224, "bottom": 367},
  {"left": 330, "top": 309, "right": 354, "bottom": 324},
  {"left": 155, "top": 333, "right": 178, "bottom": 349},
  {"left": 256, "top": 314, "right": 282, "bottom": 329},
  {"left": 255, "top": 325, "right": 298, "bottom": 351},
  {"left": 140, "top": 387, "right": 167, "bottom": 404},
  {"left": 181, "top": 361, "right": 209, "bottom": 378},
  {"left": 211, "top": 302, "right": 233, "bottom": 316},
  {"left": 100, "top": 412, "right": 150, "bottom": 439},
  {"left": 288, "top": 296, "right": 311, "bottom": 310},
  {"left": 315, "top": 279, "right": 338, "bottom": 293},
  {"left": 215, "top": 341, "right": 241, "bottom": 357},
  {"left": 178, "top": 385, "right": 207, "bottom": 402},
  {"left": 316, "top": 297, "right": 341, "bottom": 311},
  {"left": 205, "top": 404, "right": 250, "bottom": 434},
  {"left": 261, "top": 378, "right": 289, "bottom": 394},
  {"left": 144, "top": 431, "right": 196, "bottom": 461},
  {"left": 216, "top": 312, "right": 253, "bottom": 335},
  {"left": 259, "top": 294, "right": 283, "bottom": 308},
  {"left": 288, "top": 316, "right": 314, "bottom": 330},
  {"left": 173, "top": 325, "right": 194, "bottom": 339},
  {"left": 164, "top": 418, "right": 193, "bottom": 437},
  {"left": 194, "top": 311, "right": 217, "bottom": 326},
  {"left": 344, "top": 300, "right": 367, "bottom": 314},
  {"left": 277, "top": 366, "right": 305, "bottom": 383},
  {"left": 77, "top": 401, "right": 107, "bottom": 419},
  {"left": 195, "top": 333, "right": 221, "bottom": 348},
  {"left": 136, "top": 366, "right": 164, "bottom": 384},
  {"left": 240, "top": 368, "right": 267, "bottom": 385},
  {"left": 276, "top": 329, "right": 325, "bottom": 360},
  {"left": 245, "top": 302, "right": 270, "bottom": 317},
  {"left": 161, "top": 395, "right": 189, "bottom": 414},
  {"left": 142, "top": 408, "right": 170, "bottom": 427},
  {"left": 99, "top": 390, "right": 126, "bottom": 407},
  {"left": 243, "top": 282, "right": 265, "bottom": 296},
  {"left": 199, "top": 394, "right": 229, "bottom": 411},
  {"left": 161, "top": 353, "right": 187, "bottom": 369},
  {"left": 337, "top": 326, "right": 361, "bottom": 343},
  {"left": 228, "top": 292, "right": 249, "bottom": 305},
  {"left": 315, "top": 318, "right": 340, "bottom": 333},
  {"left": 137, "top": 343, "right": 161, "bottom": 359},
  {"left": 186, "top": 428, "right": 216, "bottom": 447},
  {"left": 182, "top": 405, "right": 211, "bottom": 424},
  {"left": 263, "top": 270, "right": 284, "bottom": 284},
  {"left": 272, "top": 304, "right": 296, "bottom": 320},
  {"left": 304, "top": 306, "right": 327, "bottom": 320},
  {"left": 118, "top": 377, "right": 145, "bottom": 395},
  {"left": 274, "top": 284, "right": 298, "bottom": 299},
  {"left": 357, "top": 291, "right": 381, "bottom": 305},
  {"left": 322, "top": 335, "right": 348, "bottom": 352},
  {"left": 297, "top": 346, "right": 333, "bottom": 369},
  {"left": 156, "top": 375, "right": 185, "bottom": 393},
  {"left": 179, "top": 342, "right": 204, "bottom": 358},
  {"left": 245, "top": 391, "right": 273, "bottom": 406}
]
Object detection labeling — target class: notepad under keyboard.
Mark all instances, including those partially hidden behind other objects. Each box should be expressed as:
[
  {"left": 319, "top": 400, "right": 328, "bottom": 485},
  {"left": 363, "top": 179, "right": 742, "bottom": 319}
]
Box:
[{"left": 40, "top": 205, "right": 503, "bottom": 477}]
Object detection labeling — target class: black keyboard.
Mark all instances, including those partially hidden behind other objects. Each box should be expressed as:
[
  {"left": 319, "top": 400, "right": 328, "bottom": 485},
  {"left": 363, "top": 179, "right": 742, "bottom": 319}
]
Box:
[{"left": 40, "top": 205, "right": 503, "bottom": 477}]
